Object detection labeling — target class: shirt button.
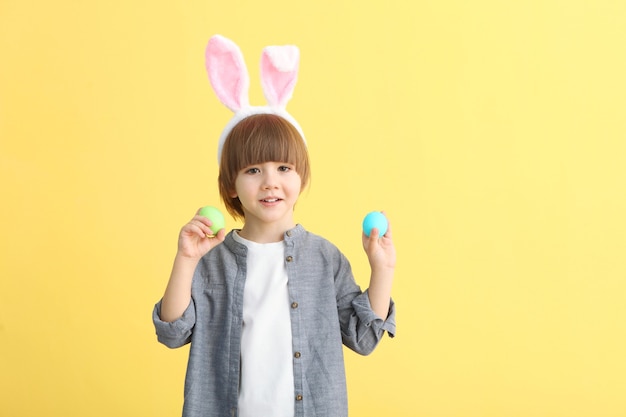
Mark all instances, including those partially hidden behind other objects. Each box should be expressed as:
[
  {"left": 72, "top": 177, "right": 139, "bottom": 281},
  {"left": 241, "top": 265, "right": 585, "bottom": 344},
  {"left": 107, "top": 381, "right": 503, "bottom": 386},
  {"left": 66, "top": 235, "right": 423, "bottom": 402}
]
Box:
[
  {"left": 291, "top": 302, "right": 298, "bottom": 309},
  {"left": 286, "top": 256, "right": 293, "bottom": 262},
  {"left": 294, "top": 352, "right": 301, "bottom": 358},
  {"left": 296, "top": 394, "right": 303, "bottom": 401},
  {"left": 286, "top": 230, "right": 292, "bottom": 237}
]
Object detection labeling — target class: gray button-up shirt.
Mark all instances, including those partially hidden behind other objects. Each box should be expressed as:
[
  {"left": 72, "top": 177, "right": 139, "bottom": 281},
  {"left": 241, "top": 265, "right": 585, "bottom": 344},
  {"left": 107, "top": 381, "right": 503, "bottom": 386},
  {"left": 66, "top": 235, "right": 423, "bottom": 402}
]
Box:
[{"left": 153, "top": 225, "right": 396, "bottom": 417}]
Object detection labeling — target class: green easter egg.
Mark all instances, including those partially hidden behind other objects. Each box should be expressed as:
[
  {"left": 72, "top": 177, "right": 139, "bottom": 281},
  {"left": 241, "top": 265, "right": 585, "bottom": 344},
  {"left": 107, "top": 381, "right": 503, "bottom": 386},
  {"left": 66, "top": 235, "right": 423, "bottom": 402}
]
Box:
[{"left": 198, "top": 206, "right": 226, "bottom": 235}]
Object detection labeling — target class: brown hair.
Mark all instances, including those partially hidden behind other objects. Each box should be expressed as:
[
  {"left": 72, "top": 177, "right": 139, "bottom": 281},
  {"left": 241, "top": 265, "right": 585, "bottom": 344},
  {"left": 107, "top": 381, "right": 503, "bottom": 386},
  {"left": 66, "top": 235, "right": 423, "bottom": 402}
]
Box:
[{"left": 218, "top": 113, "right": 310, "bottom": 220}]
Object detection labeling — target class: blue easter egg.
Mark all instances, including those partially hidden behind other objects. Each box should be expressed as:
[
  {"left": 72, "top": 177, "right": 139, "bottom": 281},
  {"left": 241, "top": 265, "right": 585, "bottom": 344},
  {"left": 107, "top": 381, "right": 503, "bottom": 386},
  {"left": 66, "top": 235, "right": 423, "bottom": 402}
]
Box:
[{"left": 362, "top": 211, "right": 388, "bottom": 237}]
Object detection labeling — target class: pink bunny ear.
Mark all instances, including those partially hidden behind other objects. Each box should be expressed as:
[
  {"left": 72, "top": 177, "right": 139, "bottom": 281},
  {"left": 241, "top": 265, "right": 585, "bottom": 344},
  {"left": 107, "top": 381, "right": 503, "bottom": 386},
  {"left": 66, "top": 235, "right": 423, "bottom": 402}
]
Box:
[
  {"left": 260, "top": 45, "right": 300, "bottom": 108},
  {"left": 205, "top": 35, "right": 250, "bottom": 112}
]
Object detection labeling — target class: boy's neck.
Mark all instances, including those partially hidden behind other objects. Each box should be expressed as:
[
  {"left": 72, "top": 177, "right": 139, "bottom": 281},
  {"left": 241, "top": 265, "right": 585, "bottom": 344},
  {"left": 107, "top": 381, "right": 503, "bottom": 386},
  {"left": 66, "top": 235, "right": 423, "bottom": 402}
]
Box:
[{"left": 238, "top": 221, "right": 296, "bottom": 243}]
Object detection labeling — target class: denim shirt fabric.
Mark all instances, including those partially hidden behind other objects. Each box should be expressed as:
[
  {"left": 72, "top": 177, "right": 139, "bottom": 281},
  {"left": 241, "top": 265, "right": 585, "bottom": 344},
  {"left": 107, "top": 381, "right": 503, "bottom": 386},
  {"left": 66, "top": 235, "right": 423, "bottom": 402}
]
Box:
[{"left": 153, "top": 225, "right": 396, "bottom": 417}]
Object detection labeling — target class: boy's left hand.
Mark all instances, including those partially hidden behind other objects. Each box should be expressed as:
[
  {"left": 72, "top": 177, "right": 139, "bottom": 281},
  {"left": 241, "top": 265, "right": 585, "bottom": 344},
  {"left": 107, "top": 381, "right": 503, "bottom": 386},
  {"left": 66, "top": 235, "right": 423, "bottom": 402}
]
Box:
[{"left": 362, "top": 213, "right": 396, "bottom": 271}]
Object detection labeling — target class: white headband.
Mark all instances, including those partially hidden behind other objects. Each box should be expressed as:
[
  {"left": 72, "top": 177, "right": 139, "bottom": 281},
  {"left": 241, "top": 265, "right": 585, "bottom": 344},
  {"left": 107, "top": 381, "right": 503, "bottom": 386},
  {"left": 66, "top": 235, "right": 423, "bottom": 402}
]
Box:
[{"left": 205, "top": 34, "right": 306, "bottom": 163}]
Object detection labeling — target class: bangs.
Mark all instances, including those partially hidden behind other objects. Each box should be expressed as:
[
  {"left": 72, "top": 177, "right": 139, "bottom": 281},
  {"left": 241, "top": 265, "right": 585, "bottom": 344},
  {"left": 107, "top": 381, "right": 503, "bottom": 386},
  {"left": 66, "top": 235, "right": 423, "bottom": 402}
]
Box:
[{"left": 224, "top": 114, "right": 308, "bottom": 173}]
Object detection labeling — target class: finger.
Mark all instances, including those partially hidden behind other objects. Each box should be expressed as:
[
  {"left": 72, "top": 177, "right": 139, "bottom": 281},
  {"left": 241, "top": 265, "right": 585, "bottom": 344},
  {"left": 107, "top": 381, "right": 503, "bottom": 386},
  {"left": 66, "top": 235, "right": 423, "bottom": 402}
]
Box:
[
  {"left": 202, "top": 225, "right": 217, "bottom": 239},
  {"left": 185, "top": 220, "right": 213, "bottom": 239},
  {"left": 363, "top": 228, "right": 380, "bottom": 252},
  {"left": 192, "top": 208, "right": 211, "bottom": 233},
  {"left": 192, "top": 214, "right": 214, "bottom": 228},
  {"left": 205, "top": 226, "right": 227, "bottom": 242},
  {"left": 215, "top": 228, "right": 227, "bottom": 241}
]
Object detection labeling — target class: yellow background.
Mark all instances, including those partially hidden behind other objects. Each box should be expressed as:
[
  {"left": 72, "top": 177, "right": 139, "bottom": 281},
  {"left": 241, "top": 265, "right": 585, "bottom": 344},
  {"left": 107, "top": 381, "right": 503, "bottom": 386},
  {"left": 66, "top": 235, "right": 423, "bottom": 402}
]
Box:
[{"left": 2, "top": 0, "right": 625, "bottom": 416}]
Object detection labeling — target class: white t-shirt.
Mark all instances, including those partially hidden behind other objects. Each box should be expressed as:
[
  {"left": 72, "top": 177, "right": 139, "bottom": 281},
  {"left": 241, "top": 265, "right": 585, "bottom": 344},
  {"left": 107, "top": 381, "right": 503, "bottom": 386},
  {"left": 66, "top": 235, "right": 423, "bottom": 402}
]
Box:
[{"left": 234, "top": 232, "right": 294, "bottom": 417}]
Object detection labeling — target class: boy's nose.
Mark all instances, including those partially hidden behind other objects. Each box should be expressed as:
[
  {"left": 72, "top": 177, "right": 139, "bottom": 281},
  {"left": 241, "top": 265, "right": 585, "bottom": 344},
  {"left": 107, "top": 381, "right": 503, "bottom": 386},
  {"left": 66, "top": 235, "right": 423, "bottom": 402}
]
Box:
[{"left": 262, "top": 172, "right": 279, "bottom": 189}]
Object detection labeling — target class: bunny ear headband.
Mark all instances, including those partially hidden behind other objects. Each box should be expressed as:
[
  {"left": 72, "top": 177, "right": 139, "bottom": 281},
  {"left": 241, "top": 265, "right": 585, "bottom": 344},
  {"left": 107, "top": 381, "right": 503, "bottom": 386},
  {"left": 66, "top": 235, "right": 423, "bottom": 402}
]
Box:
[{"left": 205, "top": 34, "right": 305, "bottom": 162}]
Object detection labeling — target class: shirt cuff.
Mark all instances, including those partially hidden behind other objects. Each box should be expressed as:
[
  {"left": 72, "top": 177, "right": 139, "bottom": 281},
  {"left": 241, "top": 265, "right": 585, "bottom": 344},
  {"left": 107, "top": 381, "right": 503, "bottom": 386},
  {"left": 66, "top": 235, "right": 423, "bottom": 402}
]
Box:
[
  {"left": 152, "top": 299, "right": 196, "bottom": 348},
  {"left": 352, "top": 290, "right": 396, "bottom": 339}
]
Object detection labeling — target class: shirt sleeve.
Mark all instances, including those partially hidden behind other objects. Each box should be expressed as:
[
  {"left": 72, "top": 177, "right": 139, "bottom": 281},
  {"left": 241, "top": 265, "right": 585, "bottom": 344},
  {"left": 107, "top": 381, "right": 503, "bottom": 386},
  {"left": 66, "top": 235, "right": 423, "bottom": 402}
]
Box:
[
  {"left": 152, "top": 298, "right": 196, "bottom": 348},
  {"left": 340, "top": 290, "right": 396, "bottom": 355},
  {"left": 333, "top": 248, "right": 396, "bottom": 356}
]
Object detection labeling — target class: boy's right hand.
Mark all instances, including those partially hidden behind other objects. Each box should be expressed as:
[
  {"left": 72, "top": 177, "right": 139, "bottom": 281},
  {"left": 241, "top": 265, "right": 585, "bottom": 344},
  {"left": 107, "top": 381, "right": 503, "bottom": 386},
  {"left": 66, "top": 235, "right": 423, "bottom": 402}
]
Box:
[{"left": 177, "top": 209, "right": 226, "bottom": 259}]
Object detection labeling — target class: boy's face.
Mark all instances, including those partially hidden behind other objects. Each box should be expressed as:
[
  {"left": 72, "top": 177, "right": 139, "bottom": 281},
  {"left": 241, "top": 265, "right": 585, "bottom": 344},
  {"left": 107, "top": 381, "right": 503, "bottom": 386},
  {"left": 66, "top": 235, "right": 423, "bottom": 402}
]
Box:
[{"left": 232, "top": 161, "right": 302, "bottom": 230}]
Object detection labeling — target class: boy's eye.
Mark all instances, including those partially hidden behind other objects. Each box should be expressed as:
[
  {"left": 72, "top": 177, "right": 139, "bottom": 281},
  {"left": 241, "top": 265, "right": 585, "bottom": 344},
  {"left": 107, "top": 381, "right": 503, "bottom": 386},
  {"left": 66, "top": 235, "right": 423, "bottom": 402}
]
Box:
[
  {"left": 245, "top": 167, "right": 260, "bottom": 174},
  {"left": 278, "top": 165, "right": 293, "bottom": 172}
]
